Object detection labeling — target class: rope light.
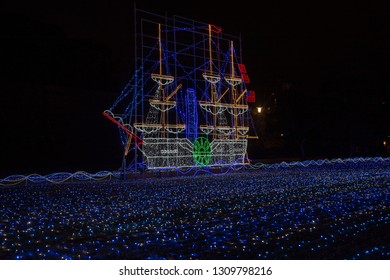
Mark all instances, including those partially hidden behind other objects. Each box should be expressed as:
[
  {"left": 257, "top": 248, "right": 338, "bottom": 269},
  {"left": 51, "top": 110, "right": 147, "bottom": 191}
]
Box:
[{"left": 2, "top": 157, "right": 389, "bottom": 186}]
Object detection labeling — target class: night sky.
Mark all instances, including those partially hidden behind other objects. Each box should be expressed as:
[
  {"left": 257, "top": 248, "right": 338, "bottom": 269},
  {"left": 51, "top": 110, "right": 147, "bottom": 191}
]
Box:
[{"left": 1, "top": 1, "right": 389, "bottom": 176}]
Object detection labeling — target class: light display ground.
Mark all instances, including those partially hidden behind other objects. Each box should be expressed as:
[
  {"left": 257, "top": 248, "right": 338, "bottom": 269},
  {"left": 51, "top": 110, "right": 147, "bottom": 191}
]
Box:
[{"left": 1, "top": 160, "right": 389, "bottom": 260}]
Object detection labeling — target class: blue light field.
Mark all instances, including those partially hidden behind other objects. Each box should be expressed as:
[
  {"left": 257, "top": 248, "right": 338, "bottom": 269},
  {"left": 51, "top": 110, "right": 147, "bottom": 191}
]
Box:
[{"left": 1, "top": 160, "right": 389, "bottom": 260}]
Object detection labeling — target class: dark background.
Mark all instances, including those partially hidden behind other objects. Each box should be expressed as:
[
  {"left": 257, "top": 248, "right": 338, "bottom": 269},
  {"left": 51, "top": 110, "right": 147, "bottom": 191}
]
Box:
[{"left": 1, "top": 0, "right": 389, "bottom": 177}]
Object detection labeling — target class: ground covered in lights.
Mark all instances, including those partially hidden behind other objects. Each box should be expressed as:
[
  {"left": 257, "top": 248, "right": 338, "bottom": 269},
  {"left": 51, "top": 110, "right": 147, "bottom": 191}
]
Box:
[{"left": 1, "top": 162, "right": 389, "bottom": 260}]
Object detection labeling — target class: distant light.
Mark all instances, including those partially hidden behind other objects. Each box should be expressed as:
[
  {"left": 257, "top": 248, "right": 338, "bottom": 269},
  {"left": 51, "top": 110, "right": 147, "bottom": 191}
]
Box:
[
  {"left": 257, "top": 107, "right": 262, "bottom": 113},
  {"left": 281, "top": 133, "right": 284, "bottom": 137},
  {"left": 384, "top": 141, "right": 387, "bottom": 147}
]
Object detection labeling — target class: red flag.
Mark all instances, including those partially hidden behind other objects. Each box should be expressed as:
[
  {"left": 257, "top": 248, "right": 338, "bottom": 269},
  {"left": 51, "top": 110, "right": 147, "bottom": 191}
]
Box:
[
  {"left": 246, "top": 90, "right": 255, "bottom": 103},
  {"left": 241, "top": 73, "right": 250, "bottom": 84},
  {"left": 238, "top": 63, "right": 247, "bottom": 73}
]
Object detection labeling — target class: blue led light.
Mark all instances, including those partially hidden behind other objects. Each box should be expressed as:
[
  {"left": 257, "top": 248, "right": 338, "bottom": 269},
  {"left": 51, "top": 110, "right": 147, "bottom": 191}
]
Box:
[{"left": 0, "top": 158, "right": 389, "bottom": 259}]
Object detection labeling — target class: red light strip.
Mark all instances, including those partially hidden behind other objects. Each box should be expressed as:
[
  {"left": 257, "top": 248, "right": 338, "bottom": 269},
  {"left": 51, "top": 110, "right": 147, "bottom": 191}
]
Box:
[
  {"left": 103, "top": 111, "right": 143, "bottom": 146},
  {"left": 210, "top": 24, "right": 222, "bottom": 33}
]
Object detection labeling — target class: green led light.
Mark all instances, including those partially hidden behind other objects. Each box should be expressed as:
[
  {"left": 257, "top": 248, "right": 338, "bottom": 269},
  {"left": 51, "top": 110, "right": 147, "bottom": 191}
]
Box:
[{"left": 193, "top": 137, "right": 211, "bottom": 166}]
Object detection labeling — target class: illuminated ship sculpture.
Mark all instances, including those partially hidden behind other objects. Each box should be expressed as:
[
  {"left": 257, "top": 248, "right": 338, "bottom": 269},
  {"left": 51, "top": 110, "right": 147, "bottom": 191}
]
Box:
[{"left": 104, "top": 8, "right": 258, "bottom": 170}]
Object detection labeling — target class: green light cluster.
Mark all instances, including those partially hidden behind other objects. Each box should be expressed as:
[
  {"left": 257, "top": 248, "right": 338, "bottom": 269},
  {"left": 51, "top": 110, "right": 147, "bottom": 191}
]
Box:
[{"left": 193, "top": 137, "right": 211, "bottom": 166}]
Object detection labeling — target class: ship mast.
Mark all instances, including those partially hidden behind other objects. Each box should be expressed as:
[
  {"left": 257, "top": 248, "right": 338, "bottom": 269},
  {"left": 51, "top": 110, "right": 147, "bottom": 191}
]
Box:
[
  {"left": 200, "top": 24, "right": 223, "bottom": 138},
  {"left": 208, "top": 24, "right": 217, "bottom": 139},
  {"left": 230, "top": 41, "right": 237, "bottom": 139},
  {"left": 230, "top": 40, "right": 239, "bottom": 140},
  {"left": 158, "top": 23, "right": 166, "bottom": 138},
  {"left": 134, "top": 23, "right": 184, "bottom": 137},
  {"left": 224, "top": 40, "right": 248, "bottom": 140}
]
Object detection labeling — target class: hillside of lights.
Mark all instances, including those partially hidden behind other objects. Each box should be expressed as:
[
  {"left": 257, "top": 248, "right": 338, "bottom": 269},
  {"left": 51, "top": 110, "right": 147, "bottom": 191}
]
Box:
[{"left": 1, "top": 158, "right": 389, "bottom": 260}]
